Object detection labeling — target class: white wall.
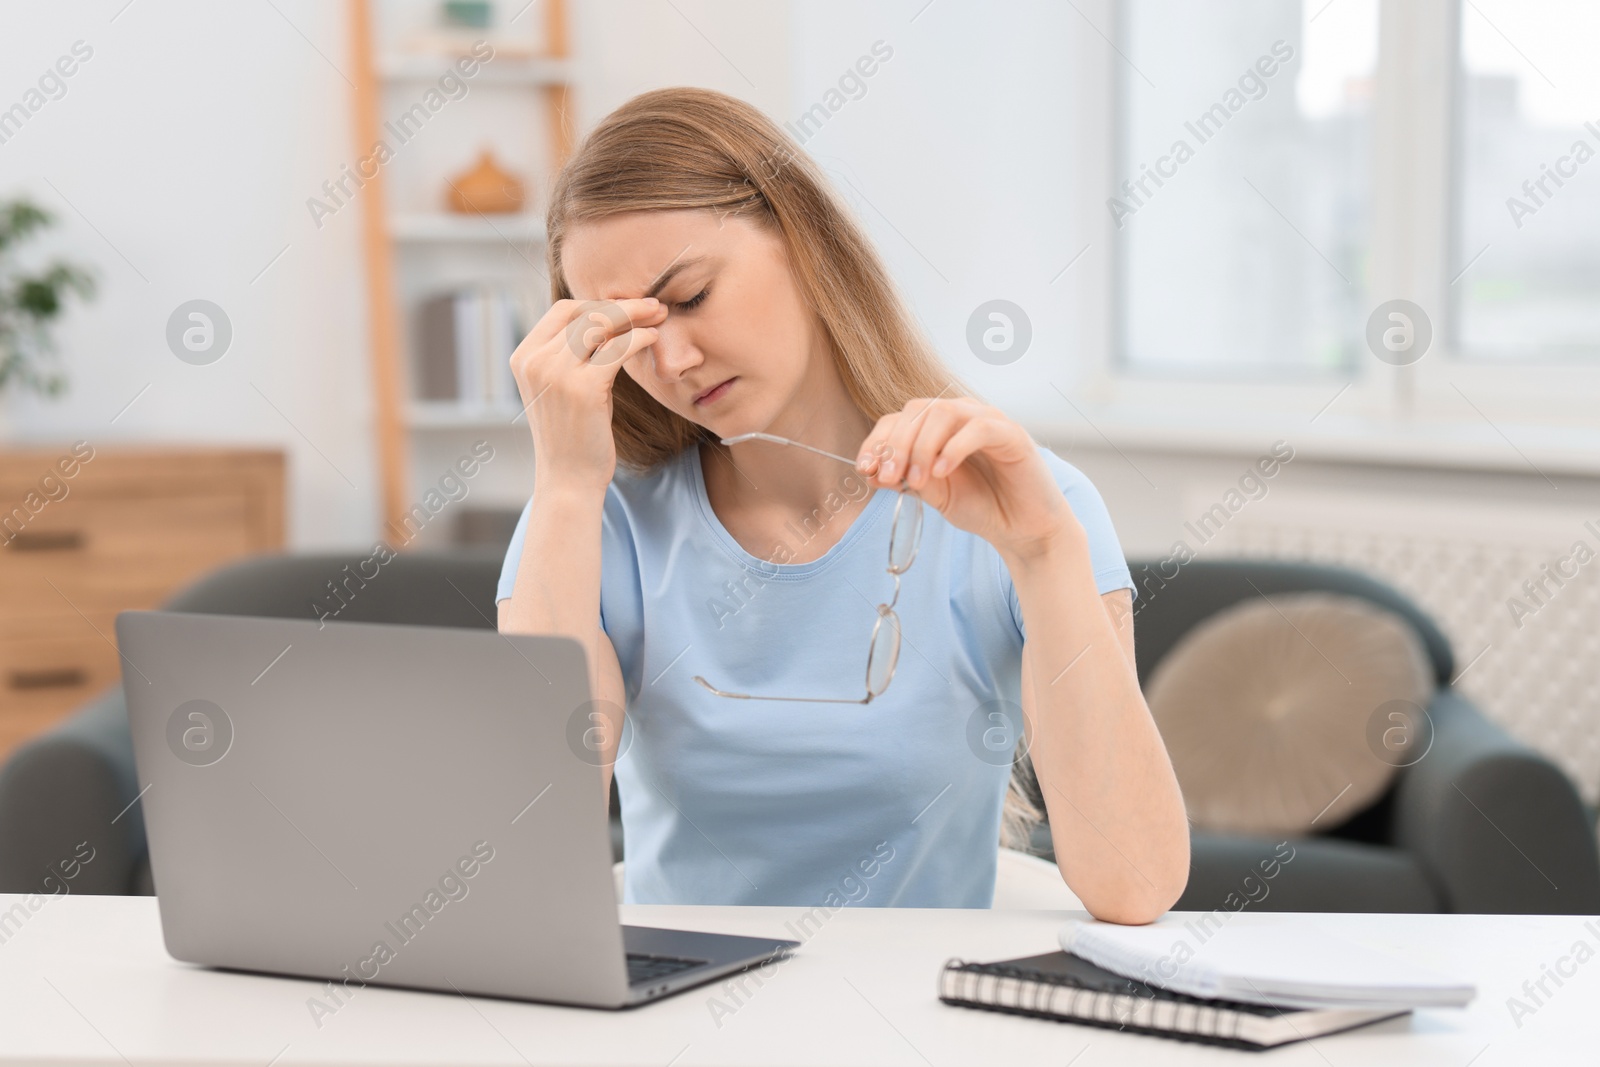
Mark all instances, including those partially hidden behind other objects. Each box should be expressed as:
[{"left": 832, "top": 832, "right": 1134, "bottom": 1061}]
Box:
[
  {"left": 0, "top": 0, "right": 373, "bottom": 547},
  {"left": 575, "top": 0, "right": 790, "bottom": 123},
  {"left": 787, "top": 0, "right": 1089, "bottom": 423}
]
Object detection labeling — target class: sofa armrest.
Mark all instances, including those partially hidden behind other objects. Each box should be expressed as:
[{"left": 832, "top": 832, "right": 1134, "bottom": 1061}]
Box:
[
  {"left": 1392, "top": 688, "right": 1600, "bottom": 914},
  {"left": 0, "top": 687, "right": 147, "bottom": 895}
]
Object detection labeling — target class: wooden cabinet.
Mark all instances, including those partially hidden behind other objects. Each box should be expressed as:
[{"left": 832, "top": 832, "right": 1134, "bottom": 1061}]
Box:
[{"left": 0, "top": 446, "right": 284, "bottom": 758}]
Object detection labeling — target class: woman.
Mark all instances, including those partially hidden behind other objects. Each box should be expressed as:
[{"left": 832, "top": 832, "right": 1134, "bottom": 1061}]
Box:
[{"left": 497, "top": 87, "right": 1188, "bottom": 923}]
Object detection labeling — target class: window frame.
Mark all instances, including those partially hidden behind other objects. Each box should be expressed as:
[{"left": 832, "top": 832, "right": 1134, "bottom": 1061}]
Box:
[{"left": 1065, "top": 0, "right": 1600, "bottom": 445}]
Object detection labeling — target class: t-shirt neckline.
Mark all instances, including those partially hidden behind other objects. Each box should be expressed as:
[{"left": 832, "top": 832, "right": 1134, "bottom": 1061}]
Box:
[{"left": 686, "top": 440, "right": 894, "bottom": 579}]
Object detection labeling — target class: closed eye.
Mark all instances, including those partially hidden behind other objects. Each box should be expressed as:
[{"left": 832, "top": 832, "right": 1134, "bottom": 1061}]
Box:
[{"left": 674, "top": 288, "right": 709, "bottom": 312}]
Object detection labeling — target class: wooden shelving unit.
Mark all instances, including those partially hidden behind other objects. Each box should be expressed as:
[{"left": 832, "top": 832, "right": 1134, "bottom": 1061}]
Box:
[{"left": 347, "top": 0, "right": 574, "bottom": 541}]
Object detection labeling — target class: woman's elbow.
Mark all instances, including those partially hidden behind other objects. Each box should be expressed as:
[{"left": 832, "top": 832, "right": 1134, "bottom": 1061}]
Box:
[
  {"left": 1082, "top": 882, "right": 1185, "bottom": 925},
  {"left": 1072, "top": 847, "right": 1190, "bottom": 925}
]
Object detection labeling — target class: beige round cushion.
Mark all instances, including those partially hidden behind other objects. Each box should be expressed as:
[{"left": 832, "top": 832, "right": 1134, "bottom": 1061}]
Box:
[{"left": 1145, "top": 592, "right": 1432, "bottom": 835}]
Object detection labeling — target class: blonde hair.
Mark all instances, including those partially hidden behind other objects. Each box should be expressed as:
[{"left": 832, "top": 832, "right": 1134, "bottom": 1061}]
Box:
[{"left": 544, "top": 86, "right": 1043, "bottom": 852}]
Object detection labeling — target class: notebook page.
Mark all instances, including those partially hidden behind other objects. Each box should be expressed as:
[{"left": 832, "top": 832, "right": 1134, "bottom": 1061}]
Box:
[{"left": 1059, "top": 919, "right": 1475, "bottom": 1009}]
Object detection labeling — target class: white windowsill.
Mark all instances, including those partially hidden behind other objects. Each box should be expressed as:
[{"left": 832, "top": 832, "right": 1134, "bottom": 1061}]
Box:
[{"left": 1023, "top": 407, "right": 1600, "bottom": 479}]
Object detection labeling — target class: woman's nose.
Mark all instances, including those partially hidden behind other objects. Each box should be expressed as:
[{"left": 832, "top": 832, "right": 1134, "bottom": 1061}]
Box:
[{"left": 647, "top": 320, "right": 701, "bottom": 382}]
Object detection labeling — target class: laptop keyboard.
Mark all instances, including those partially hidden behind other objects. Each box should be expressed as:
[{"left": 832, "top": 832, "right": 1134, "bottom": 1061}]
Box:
[{"left": 626, "top": 952, "right": 708, "bottom": 985}]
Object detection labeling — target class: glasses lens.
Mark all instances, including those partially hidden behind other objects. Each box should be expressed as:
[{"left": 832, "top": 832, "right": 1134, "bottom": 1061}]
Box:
[
  {"left": 866, "top": 607, "right": 900, "bottom": 697},
  {"left": 888, "top": 495, "right": 922, "bottom": 574}
]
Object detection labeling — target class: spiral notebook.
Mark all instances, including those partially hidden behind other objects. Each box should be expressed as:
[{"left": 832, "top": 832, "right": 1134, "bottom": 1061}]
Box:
[{"left": 938, "top": 952, "right": 1407, "bottom": 1051}]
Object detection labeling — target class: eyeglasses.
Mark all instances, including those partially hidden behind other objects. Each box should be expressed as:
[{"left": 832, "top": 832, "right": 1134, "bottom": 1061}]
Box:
[{"left": 692, "top": 432, "right": 923, "bottom": 704}]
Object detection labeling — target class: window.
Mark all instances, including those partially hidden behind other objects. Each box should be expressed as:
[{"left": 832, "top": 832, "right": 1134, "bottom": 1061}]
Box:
[
  {"left": 1452, "top": 1, "right": 1600, "bottom": 363},
  {"left": 1116, "top": 0, "right": 1379, "bottom": 376},
  {"left": 1088, "top": 0, "right": 1600, "bottom": 429}
]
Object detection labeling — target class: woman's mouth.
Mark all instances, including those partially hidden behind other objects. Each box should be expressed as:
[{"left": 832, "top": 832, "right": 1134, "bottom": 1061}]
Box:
[{"left": 694, "top": 377, "right": 736, "bottom": 405}]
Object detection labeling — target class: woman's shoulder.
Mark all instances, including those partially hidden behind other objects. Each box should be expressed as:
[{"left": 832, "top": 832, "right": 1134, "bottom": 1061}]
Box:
[
  {"left": 1030, "top": 439, "right": 1097, "bottom": 492},
  {"left": 1025, "top": 438, "right": 1117, "bottom": 513},
  {"left": 1027, "top": 439, "right": 1132, "bottom": 591}
]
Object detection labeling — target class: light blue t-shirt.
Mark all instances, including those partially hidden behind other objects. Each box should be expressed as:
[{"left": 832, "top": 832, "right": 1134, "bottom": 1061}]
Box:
[{"left": 496, "top": 439, "right": 1133, "bottom": 908}]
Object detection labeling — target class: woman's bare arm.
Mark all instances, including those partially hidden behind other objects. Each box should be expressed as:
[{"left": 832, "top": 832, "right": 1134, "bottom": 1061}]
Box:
[
  {"left": 1017, "top": 569, "right": 1190, "bottom": 924},
  {"left": 495, "top": 294, "right": 664, "bottom": 804},
  {"left": 498, "top": 487, "right": 628, "bottom": 800}
]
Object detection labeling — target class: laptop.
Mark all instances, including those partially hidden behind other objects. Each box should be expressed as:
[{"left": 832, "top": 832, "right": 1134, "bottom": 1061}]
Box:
[{"left": 116, "top": 610, "right": 797, "bottom": 1009}]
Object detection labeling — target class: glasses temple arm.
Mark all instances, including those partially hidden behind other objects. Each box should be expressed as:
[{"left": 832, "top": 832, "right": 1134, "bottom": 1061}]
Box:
[
  {"left": 692, "top": 675, "right": 871, "bottom": 705},
  {"left": 718, "top": 433, "right": 860, "bottom": 468}
]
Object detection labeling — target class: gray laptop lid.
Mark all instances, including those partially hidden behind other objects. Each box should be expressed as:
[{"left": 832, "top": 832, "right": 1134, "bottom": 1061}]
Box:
[{"left": 117, "top": 610, "right": 631, "bottom": 1007}]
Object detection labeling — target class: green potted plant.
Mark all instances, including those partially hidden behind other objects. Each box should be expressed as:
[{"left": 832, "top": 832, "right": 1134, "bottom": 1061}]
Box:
[{"left": 0, "top": 198, "right": 96, "bottom": 402}]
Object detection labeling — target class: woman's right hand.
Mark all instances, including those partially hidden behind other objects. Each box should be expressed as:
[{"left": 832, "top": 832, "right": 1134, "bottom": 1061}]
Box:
[{"left": 511, "top": 297, "right": 667, "bottom": 497}]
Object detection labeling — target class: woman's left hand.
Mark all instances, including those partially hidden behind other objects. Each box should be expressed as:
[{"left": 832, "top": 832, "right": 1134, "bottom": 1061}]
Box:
[{"left": 856, "top": 397, "right": 1083, "bottom": 562}]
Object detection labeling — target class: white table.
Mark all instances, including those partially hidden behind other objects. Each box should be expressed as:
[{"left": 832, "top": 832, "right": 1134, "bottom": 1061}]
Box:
[{"left": 0, "top": 894, "right": 1593, "bottom": 1065}]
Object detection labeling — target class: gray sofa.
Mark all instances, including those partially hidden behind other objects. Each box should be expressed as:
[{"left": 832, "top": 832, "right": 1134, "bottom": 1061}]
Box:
[
  {"left": 2, "top": 551, "right": 1596, "bottom": 913},
  {"left": 1033, "top": 560, "right": 1600, "bottom": 914}
]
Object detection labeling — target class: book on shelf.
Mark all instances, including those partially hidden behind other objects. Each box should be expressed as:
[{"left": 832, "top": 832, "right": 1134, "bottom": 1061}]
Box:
[
  {"left": 413, "top": 286, "right": 525, "bottom": 411},
  {"left": 938, "top": 951, "right": 1409, "bottom": 1051}
]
